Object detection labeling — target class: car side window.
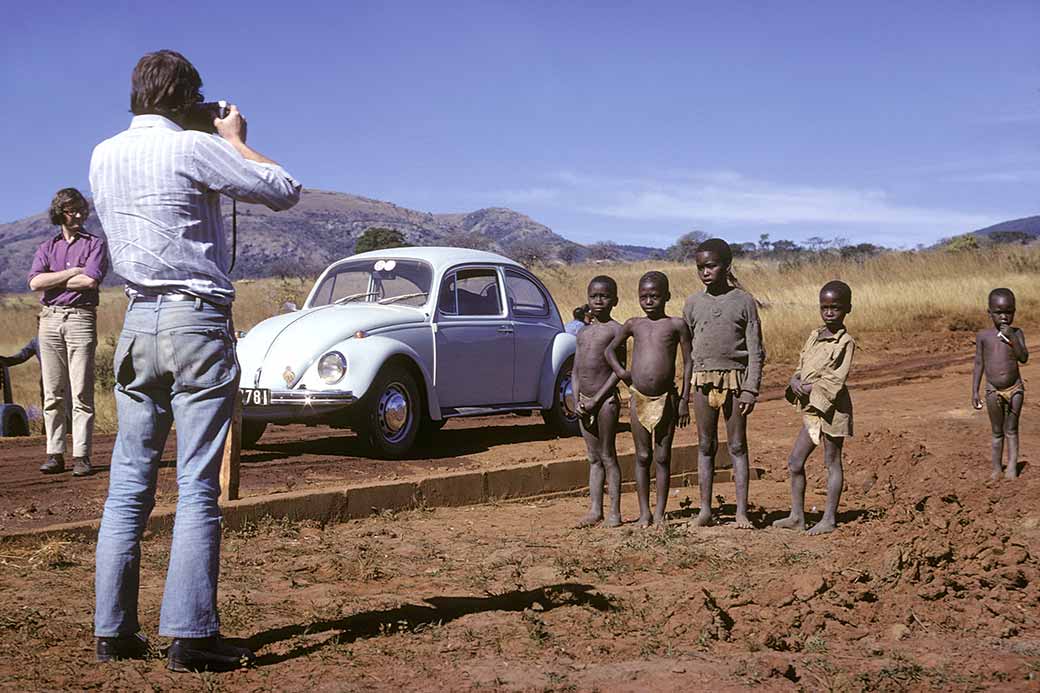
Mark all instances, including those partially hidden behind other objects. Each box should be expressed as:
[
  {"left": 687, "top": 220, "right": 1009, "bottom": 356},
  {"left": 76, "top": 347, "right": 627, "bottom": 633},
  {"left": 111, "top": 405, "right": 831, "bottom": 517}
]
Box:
[
  {"left": 505, "top": 270, "right": 550, "bottom": 317},
  {"left": 438, "top": 273, "right": 457, "bottom": 315},
  {"left": 440, "top": 268, "right": 502, "bottom": 316}
]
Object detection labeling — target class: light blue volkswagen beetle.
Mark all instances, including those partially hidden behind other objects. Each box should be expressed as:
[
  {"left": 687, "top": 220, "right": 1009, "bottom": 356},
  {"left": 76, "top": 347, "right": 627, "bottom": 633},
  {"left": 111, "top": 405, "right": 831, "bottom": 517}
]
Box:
[{"left": 236, "top": 247, "right": 579, "bottom": 458}]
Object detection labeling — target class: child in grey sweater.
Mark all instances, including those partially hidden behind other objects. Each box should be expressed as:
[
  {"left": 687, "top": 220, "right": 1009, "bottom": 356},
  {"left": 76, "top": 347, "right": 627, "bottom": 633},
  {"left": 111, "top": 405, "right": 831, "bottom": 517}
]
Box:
[{"left": 682, "top": 238, "right": 765, "bottom": 528}]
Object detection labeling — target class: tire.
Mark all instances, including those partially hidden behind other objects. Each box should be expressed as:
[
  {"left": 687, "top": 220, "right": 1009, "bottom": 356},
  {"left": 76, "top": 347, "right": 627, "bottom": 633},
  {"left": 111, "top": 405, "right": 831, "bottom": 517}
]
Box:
[
  {"left": 360, "top": 364, "right": 421, "bottom": 459},
  {"left": 241, "top": 420, "right": 266, "bottom": 449},
  {"left": 541, "top": 358, "right": 579, "bottom": 437},
  {"left": 0, "top": 405, "right": 29, "bottom": 437},
  {"left": 416, "top": 416, "right": 446, "bottom": 445}
]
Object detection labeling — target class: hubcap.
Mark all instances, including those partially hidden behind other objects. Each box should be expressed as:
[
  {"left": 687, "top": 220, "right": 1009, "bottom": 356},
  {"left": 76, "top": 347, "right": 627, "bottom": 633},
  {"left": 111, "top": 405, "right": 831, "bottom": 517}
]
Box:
[
  {"left": 559, "top": 371, "right": 577, "bottom": 420},
  {"left": 378, "top": 383, "right": 411, "bottom": 443}
]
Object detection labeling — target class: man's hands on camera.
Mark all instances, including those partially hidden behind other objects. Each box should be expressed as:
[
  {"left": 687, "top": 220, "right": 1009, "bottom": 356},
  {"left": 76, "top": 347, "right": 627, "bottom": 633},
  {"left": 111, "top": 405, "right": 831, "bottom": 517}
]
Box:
[
  {"left": 214, "top": 105, "right": 247, "bottom": 145},
  {"left": 213, "top": 105, "right": 281, "bottom": 166}
]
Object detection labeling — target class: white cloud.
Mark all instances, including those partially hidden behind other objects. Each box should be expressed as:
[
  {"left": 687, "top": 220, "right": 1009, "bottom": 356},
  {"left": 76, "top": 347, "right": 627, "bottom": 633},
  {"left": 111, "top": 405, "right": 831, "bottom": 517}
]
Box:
[{"left": 516, "top": 170, "right": 997, "bottom": 229}]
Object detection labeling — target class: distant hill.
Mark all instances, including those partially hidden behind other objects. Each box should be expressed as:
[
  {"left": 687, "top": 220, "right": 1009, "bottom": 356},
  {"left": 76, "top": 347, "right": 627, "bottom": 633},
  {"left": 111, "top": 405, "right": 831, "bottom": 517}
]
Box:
[
  {"left": 0, "top": 189, "right": 662, "bottom": 293},
  {"left": 970, "top": 215, "right": 1040, "bottom": 239}
]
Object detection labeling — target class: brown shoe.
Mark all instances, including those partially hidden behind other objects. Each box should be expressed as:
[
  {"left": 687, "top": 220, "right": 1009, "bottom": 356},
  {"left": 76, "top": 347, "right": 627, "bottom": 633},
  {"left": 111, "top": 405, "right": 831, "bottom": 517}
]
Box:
[
  {"left": 72, "top": 456, "right": 93, "bottom": 477},
  {"left": 40, "top": 454, "right": 65, "bottom": 474}
]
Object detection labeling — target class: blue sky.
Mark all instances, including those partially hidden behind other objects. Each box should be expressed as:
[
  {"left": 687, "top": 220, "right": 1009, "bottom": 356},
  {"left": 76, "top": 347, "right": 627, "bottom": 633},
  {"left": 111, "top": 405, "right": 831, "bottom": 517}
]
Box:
[{"left": 2, "top": 0, "right": 1037, "bottom": 248}]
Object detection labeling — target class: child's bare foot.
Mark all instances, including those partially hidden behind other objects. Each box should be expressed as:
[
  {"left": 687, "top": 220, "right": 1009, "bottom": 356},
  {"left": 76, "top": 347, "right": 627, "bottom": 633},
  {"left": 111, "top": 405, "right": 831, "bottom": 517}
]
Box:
[
  {"left": 772, "top": 514, "right": 805, "bottom": 530},
  {"left": 604, "top": 514, "right": 623, "bottom": 528},
  {"left": 807, "top": 518, "right": 836, "bottom": 535},
  {"left": 653, "top": 512, "right": 666, "bottom": 527},
  {"left": 635, "top": 514, "right": 653, "bottom": 528},
  {"left": 575, "top": 512, "right": 603, "bottom": 528},
  {"left": 730, "top": 513, "right": 754, "bottom": 529},
  {"left": 1005, "top": 466, "right": 1019, "bottom": 480},
  {"left": 692, "top": 508, "right": 712, "bottom": 527},
  {"left": 990, "top": 468, "right": 1002, "bottom": 481}
]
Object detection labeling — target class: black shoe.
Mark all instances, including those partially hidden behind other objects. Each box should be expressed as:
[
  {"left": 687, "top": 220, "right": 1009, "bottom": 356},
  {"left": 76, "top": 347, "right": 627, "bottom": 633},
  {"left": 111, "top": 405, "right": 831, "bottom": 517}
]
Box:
[
  {"left": 72, "top": 456, "right": 93, "bottom": 477},
  {"left": 40, "top": 454, "right": 65, "bottom": 474},
  {"left": 167, "top": 636, "right": 255, "bottom": 673},
  {"left": 96, "top": 633, "right": 149, "bottom": 662}
]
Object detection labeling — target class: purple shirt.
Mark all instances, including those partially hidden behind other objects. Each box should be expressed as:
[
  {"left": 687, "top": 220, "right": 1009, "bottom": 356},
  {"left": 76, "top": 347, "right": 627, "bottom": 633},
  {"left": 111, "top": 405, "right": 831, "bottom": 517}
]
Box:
[{"left": 28, "top": 231, "right": 109, "bottom": 307}]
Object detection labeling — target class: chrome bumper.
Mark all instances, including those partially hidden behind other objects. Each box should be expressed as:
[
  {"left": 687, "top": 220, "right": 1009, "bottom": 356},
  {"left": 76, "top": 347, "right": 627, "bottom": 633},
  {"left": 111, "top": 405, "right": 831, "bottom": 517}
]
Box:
[
  {"left": 242, "top": 389, "right": 357, "bottom": 424},
  {"left": 268, "top": 390, "right": 356, "bottom": 406}
]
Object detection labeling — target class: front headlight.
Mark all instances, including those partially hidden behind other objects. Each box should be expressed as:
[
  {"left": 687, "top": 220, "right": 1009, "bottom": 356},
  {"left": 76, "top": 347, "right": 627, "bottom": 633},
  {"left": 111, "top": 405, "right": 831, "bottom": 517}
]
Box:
[{"left": 317, "top": 351, "right": 347, "bottom": 384}]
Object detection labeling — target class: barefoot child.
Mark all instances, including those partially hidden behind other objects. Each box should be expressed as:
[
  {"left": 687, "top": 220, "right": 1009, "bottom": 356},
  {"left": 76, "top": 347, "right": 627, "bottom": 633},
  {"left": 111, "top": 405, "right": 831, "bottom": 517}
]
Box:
[
  {"left": 683, "top": 238, "right": 765, "bottom": 529},
  {"left": 574, "top": 276, "right": 626, "bottom": 527},
  {"left": 773, "top": 281, "right": 855, "bottom": 535},
  {"left": 972, "top": 288, "right": 1029, "bottom": 480},
  {"left": 605, "top": 272, "right": 692, "bottom": 527}
]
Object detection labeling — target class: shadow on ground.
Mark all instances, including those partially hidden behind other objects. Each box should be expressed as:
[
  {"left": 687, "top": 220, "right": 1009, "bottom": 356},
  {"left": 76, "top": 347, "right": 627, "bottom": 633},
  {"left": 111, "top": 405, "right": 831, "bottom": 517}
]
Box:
[
  {"left": 247, "top": 583, "right": 615, "bottom": 665},
  {"left": 244, "top": 419, "right": 631, "bottom": 463}
]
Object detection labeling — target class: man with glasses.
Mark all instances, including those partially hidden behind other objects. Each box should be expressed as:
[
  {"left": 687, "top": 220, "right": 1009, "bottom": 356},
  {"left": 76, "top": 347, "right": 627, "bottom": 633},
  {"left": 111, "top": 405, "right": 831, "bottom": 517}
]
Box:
[{"left": 28, "top": 188, "right": 108, "bottom": 476}]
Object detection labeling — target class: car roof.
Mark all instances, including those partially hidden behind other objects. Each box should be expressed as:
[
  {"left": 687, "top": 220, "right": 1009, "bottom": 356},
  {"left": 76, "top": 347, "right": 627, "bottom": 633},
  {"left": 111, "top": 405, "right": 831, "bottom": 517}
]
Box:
[{"left": 343, "top": 246, "right": 524, "bottom": 273}]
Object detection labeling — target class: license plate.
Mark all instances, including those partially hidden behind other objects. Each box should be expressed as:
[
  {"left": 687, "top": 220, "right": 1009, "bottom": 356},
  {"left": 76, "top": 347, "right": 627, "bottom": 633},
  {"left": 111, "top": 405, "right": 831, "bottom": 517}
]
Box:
[{"left": 241, "top": 388, "right": 271, "bottom": 406}]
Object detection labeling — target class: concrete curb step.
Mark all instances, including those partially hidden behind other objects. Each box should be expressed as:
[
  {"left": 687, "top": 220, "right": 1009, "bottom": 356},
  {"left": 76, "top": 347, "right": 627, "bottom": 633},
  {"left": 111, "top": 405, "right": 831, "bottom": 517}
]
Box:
[{"left": 0, "top": 442, "right": 763, "bottom": 544}]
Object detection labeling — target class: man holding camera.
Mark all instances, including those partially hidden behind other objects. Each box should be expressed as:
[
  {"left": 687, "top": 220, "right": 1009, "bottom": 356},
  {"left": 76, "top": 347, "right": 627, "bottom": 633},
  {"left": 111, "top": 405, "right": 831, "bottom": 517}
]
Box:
[{"left": 89, "top": 50, "right": 301, "bottom": 672}]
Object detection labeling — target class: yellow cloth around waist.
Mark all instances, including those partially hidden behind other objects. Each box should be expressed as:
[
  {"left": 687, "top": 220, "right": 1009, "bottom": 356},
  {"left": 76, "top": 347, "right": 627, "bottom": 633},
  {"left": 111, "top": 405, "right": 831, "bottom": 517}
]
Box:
[
  {"left": 987, "top": 379, "right": 1025, "bottom": 408},
  {"left": 629, "top": 386, "right": 672, "bottom": 433},
  {"left": 692, "top": 369, "right": 743, "bottom": 409}
]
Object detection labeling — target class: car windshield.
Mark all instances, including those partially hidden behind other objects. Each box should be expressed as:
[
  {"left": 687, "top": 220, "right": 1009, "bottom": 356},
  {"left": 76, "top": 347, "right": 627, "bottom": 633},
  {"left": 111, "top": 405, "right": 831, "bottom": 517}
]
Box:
[{"left": 309, "top": 259, "right": 433, "bottom": 308}]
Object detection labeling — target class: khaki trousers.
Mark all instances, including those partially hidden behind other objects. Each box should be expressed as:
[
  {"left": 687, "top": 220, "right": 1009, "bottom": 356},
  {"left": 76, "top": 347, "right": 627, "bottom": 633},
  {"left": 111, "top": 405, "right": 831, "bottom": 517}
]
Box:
[{"left": 38, "top": 306, "right": 97, "bottom": 457}]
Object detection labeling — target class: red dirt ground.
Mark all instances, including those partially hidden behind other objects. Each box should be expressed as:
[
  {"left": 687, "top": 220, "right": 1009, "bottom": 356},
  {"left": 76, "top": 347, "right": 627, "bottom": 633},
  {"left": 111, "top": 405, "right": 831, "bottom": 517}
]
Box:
[{"left": 0, "top": 327, "right": 1037, "bottom": 690}]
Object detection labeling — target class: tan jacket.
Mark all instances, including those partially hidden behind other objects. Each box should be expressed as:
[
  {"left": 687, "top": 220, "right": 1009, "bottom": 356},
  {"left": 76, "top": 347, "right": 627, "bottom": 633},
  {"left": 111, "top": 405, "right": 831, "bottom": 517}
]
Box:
[{"left": 786, "top": 327, "right": 855, "bottom": 443}]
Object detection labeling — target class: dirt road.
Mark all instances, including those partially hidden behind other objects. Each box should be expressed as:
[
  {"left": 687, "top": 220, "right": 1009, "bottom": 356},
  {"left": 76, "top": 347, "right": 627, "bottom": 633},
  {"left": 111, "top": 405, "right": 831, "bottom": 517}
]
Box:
[
  {"left": 0, "top": 329, "right": 1037, "bottom": 690},
  {"left": 0, "top": 328, "right": 990, "bottom": 534}
]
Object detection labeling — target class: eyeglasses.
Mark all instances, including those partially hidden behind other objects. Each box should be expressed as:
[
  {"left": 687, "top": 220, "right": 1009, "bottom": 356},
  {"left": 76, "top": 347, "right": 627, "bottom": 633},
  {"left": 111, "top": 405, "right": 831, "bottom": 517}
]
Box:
[{"left": 64, "top": 207, "right": 89, "bottom": 217}]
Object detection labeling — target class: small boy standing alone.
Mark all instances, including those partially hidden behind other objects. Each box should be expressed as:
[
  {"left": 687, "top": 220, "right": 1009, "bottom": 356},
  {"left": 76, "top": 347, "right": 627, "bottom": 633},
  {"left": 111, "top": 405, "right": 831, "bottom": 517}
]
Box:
[
  {"left": 574, "top": 276, "right": 626, "bottom": 527},
  {"left": 972, "top": 288, "right": 1029, "bottom": 480},
  {"left": 773, "top": 281, "right": 855, "bottom": 535},
  {"left": 605, "top": 271, "right": 692, "bottom": 527}
]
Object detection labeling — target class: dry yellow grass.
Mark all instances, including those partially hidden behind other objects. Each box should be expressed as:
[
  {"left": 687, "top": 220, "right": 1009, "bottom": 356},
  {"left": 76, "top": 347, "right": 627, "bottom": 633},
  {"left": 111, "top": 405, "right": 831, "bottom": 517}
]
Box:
[
  {"left": 1, "top": 246, "right": 1037, "bottom": 435},
  {"left": 538, "top": 246, "right": 1040, "bottom": 365}
]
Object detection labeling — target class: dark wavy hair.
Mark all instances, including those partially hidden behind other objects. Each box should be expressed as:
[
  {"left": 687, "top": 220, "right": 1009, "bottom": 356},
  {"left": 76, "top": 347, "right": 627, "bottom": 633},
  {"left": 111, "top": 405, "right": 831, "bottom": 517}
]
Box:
[
  {"left": 48, "top": 188, "right": 88, "bottom": 226},
  {"left": 130, "top": 50, "right": 203, "bottom": 118}
]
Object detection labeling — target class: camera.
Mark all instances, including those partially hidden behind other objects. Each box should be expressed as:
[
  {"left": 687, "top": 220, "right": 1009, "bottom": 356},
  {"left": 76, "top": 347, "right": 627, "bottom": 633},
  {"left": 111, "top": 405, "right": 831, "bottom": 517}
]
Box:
[{"left": 183, "top": 100, "right": 230, "bottom": 134}]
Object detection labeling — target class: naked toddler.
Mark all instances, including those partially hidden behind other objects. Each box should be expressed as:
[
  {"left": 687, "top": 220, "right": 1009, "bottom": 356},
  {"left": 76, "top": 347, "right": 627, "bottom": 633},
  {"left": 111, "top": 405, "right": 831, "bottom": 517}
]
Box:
[{"left": 972, "top": 288, "right": 1029, "bottom": 480}]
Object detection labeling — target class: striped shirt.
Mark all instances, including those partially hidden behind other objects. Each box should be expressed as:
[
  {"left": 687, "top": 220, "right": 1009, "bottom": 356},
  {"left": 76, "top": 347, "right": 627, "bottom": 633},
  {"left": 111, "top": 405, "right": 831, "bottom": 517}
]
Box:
[{"left": 89, "top": 115, "right": 301, "bottom": 304}]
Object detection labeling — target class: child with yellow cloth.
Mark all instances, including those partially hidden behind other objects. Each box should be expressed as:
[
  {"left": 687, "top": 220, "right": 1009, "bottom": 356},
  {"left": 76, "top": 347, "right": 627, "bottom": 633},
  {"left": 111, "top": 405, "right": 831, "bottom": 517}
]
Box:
[{"left": 774, "top": 280, "right": 856, "bottom": 536}]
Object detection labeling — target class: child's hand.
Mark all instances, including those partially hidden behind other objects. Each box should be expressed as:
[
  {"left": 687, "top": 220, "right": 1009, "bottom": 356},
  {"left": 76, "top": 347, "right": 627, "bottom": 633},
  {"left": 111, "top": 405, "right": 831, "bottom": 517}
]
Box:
[
  {"left": 789, "top": 375, "right": 802, "bottom": 394},
  {"left": 676, "top": 397, "right": 691, "bottom": 428},
  {"left": 737, "top": 391, "right": 757, "bottom": 416},
  {"left": 972, "top": 395, "right": 983, "bottom": 410}
]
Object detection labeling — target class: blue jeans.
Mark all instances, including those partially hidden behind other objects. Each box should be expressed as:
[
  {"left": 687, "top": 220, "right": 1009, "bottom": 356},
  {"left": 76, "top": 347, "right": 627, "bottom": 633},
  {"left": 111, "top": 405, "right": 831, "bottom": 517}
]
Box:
[{"left": 95, "top": 299, "right": 238, "bottom": 638}]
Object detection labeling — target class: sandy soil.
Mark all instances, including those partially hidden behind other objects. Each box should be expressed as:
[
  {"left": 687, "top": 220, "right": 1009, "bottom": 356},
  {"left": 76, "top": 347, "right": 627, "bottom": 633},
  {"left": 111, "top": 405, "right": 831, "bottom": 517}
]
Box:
[{"left": 0, "top": 328, "right": 1037, "bottom": 690}]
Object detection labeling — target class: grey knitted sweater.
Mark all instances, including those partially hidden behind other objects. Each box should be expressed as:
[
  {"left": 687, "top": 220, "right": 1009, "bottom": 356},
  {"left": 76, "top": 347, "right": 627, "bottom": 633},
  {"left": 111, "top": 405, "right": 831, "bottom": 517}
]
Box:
[{"left": 682, "top": 288, "right": 766, "bottom": 395}]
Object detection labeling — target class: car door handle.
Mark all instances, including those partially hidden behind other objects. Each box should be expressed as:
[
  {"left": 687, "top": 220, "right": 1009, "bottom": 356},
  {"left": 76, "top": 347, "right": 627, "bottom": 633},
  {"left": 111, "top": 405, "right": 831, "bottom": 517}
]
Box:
[{"left": 497, "top": 326, "right": 514, "bottom": 334}]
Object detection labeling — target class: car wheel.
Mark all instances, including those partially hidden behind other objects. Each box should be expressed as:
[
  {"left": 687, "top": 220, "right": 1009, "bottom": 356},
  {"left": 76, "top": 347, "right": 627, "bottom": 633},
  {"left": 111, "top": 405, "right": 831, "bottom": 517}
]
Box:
[
  {"left": 361, "top": 364, "right": 420, "bottom": 459},
  {"left": 241, "top": 420, "right": 266, "bottom": 449},
  {"left": 416, "top": 416, "right": 446, "bottom": 445},
  {"left": 541, "top": 357, "right": 579, "bottom": 437}
]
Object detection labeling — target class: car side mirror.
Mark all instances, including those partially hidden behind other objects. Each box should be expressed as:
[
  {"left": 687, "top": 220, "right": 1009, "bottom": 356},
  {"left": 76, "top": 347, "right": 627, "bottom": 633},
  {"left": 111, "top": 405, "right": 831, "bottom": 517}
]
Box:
[{"left": 281, "top": 301, "right": 298, "bottom": 314}]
